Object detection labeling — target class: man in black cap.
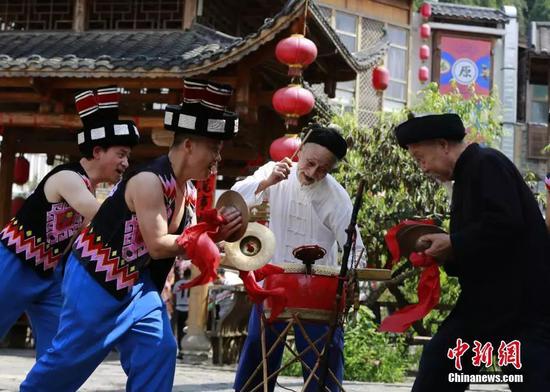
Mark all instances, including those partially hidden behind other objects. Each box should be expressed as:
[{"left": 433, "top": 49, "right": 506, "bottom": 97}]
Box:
[
  {"left": 394, "top": 113, "right": 550, "bottom": 391},
  {"left": 0, "top": 86, "right": 138, "bottom": 360},
  {"left": 232, "top": 124, "right": 365, "bottom": 392},
  {"left": 21, "top": 79, "right": 243, "bottom": 392}
]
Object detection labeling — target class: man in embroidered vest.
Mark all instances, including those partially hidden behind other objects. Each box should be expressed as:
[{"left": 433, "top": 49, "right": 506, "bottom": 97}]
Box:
[
  {"left": 0, "top": 86, "right": 139, "bottom": 359},
  {"left": 394, "top": 113, "right": 550, "bottom": 391},
  {"left": 21, "top": 79, "right": 242, "bottom": 392},
  {"left": 232, "top": 124, "right": 365, "bottom": 392}
]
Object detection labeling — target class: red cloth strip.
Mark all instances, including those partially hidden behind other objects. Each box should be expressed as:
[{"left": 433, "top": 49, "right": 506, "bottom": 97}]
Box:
[
  {"left": 380, "top": 219, "right": 441, "bottom": 333},
  {"left": 239, "top": 264, "right": 287, "bottom": 323},
  {"left": 176, "top": 208, "right": 225, "bottom": 289}
]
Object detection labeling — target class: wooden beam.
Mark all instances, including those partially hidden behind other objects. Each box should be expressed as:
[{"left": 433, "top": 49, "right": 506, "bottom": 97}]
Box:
[
  {"left": 0, "top": 112, "right": 163, "bottom": 130},
  {"left": 0, "top": 92, "right": 43, "bottom": 103},
  {"left": 0, "top": 129, "right": 16, "bottom": 226},
  {"left": 0, "top": 78, "right": 34, "bottom": 88}
]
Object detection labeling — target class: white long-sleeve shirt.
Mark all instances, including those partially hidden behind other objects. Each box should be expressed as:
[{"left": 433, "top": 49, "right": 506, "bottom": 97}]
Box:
[{"left": 231, "top": 161, "right": 365, "bottom": 267}]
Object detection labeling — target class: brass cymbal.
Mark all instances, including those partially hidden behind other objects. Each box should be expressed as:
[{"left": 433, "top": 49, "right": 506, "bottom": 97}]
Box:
[
  {"left": 223, "top": 222, "right": 275, "bottom": 271},
  {"left": 215, "top": 190, "right": 249, "bottom": 242},
  {"left": 396, "top": 223, "right": 446, "bottom": 258}
]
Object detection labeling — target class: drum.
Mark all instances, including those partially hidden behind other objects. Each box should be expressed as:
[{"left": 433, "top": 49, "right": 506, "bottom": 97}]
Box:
[{"left": 263, "top": 263, "right": 345, "bottom": 322}]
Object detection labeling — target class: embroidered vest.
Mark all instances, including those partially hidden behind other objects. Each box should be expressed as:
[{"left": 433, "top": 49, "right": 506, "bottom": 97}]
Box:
[
  {"left": 0, "top": 162, "right": 92, "bottom": 277},
  {"left": 72, "top": 155, "right": 195, "bottom": 299}
]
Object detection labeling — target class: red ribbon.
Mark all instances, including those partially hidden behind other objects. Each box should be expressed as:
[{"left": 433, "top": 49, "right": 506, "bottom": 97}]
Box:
[
  {"left": 239, "top": 264, "right": 287, "bottom": 323},
  {"left": 379, "top": 252, "right": 440, "bottom": 332},
  {"left": 545, "top": 174, "right": 550, "bottom": 191},
  {"left": 176, "top": 208, "right": 225, "bottom": 289},
  {"left": 379, "top": 219, "right": 441, "bottom": 333}
]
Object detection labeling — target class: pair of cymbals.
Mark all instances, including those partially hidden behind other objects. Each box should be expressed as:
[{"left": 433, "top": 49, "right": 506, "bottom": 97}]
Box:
[
  {"left": 216, "top": 190, "right": 275, "bottom": 271},
  {"left": 223, "top": 222, "right": 275, "bottom": 271},
  {"left": 396, "top": 223, "right": 446, "bottom": 258}
]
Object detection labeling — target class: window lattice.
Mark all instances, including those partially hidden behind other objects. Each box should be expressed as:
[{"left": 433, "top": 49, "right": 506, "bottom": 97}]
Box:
[
  {"left": 360, "top": 17, "right": 384, "bottom": 51},
  {"left": 357, "top": 18, "right": 385, "bottom": 127},
  {"left": 88, "top": 0, "right": 184, "bottom": 30},
  {"left": 0, "top": 0, "right": 73, "bottom": 31},
  {"left": 358, "top": 68, "right": 382, "bottom": 128}
]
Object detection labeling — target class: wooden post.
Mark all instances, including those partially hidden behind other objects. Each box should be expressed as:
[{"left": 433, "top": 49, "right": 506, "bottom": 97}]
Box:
[
  {"left": 0, "top": 128, "right": 16, "bottom": 226},
  {"left": 181, "top": 173, "right": 217, "bottom": 361},
  {"left": 73, "top": 0, "right": 87, "bottom": 32},
  {"left": 183, "top": 0, "right": 197, "bottom": 29}
]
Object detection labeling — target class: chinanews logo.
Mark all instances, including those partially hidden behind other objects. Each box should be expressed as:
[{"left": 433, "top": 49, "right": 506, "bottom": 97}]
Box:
[{"left": 447, "top": 338, "right": 524, "bottom": 384}]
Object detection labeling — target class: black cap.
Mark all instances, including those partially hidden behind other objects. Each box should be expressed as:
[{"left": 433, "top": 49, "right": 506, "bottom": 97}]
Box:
[
  {"left": 305, "top": 124, "right": 347, "bottom": 160},
  {"left": 394, "top": 113, "right": 466, "bottom": 148}
]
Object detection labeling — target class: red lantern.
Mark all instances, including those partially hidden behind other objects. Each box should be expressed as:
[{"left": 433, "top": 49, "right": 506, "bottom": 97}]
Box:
[
  {"left": 372, "top": 65, "right": 390, "bottom": 92},
  {"left": 13, "top": 156, "right": 30, "bottom": 185},
  {"left": 419, "top": 2, "right": 432, "bottom": 20},
  {"left": 419, "top": 45, "right": 430, "bottom": 61},
  {"left": 420, "top": 23, "right": 431, "bottom": 40},
  {"left": 419, "top": 66, "right": 430, "bottom": 83},
  {"left": 272, "top": 84, "right": 315, "bottom": 127},
  {"left": 275, "top": 34, "right": 318, "bottom": 77},
  {"left": 11, "top": 196, "right": 25, "bottom": 216},
  {"left": 269, "top": 134, "right": 301, "bottom": 162}
]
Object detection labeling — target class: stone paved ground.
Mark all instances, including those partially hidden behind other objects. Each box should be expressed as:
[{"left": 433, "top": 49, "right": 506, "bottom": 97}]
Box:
[{"left": 0, "top": 349, "right": 511, "bottom": 391}]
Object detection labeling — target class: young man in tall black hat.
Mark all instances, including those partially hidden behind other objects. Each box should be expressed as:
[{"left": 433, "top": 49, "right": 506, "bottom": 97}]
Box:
[
  {"left": 394, "top": 113, "right": 550, "bottom": 391},
  {"left": 21, "top": 79, "right": 243, "bottom": 392},
  {"left": 0, "top": 86, "right": 138, "bottom": 359}
]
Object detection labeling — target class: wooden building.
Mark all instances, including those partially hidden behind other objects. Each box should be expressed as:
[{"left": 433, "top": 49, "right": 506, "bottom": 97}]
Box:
[{"left": 0, "top": 0, "right": 386, "bottom": 226}]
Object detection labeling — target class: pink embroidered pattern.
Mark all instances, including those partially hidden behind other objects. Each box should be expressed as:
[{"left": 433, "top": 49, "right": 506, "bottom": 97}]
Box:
[{"left": 46, "top": 202, "right": 84, "bottom": 245}]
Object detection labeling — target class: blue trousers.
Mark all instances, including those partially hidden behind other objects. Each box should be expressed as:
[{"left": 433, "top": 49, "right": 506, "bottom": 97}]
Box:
[
  {"left": 0, "top": 243, "right": 62, "bottom": 358},
  {"left": 234, "top": 305, "right": 344, "bottom": 392},
  {"left": 21, "top": 252, "right": 177, "bottom": 392}
]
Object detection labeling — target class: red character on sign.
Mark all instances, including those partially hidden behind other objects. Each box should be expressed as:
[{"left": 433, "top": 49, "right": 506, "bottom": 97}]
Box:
[
  {"left": 447, "top": 338, "right": 470, "bottom": 371},
  {"left": 472, "top": 340, "right": 493, "bottom": 367},
  {"left": 498, "top": 340, "right": 522, "bottom": 370}
]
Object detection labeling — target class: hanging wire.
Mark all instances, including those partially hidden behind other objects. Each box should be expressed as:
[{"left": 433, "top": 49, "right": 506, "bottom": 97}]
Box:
[{"left": 303, "top": 0, "right": 310, "bottom": 36}]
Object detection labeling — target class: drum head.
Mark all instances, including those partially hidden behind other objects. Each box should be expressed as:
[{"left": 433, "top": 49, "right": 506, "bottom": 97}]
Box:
[{"left": 215, "top": 190, "right": 249, "bottom": 242}]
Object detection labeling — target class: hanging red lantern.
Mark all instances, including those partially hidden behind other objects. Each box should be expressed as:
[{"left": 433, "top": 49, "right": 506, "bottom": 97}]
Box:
[
  {"left": 272, "top": 84, "right": 315, "bottom": 127},
  {"left": 269, "top": 134, "right": 301, "bottom": 162},
  {"left": 419, "top": 66, "right": 430, "bottom": 83},
  {"left": 11, "top": 196, "right": 25, "bottom": 216},
  {"left": 419, "top": 45, "right": 430, "bottom": 61},
  {"left": 275, "top": 34, "right": 318, "bottom": 77},
  {"left": 420, "top": 24, "right": 431, "bottom": 40},
  {"left": 419, "top": 2, "right": 432, "bottom": 20},
  {"left": 372, "top": 65, "right": 390, "bottom": 92},
  {"left": 13, "top": 156, "right": 30, "bottom": 185}
]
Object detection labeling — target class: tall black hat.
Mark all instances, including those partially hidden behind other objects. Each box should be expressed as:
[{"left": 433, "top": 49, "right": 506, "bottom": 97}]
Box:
[
  {"left": 163, "top": 79, "right": 238, "bottom": 140},
  {"left": 75, "top": 86, "right": 140, "bottom": 155}
]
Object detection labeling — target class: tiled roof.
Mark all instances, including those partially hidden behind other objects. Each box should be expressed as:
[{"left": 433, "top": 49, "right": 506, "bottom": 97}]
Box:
[
  {"left": 0, "top": 24, "right": 237, "bottom": 77},
  {"left": 0, "top": 0, "right": 379, "bottom": 79},
  {"left": 430, "top": 2, "right": 509, "bottom": 24}
]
